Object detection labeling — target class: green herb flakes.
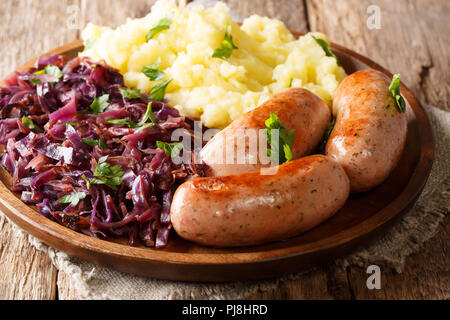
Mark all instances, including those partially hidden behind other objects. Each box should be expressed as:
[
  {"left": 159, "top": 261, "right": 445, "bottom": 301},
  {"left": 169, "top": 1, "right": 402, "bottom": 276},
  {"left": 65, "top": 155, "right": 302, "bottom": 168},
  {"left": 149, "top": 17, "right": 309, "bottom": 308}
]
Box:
[
  {"left": 146, "top": 17, "right": 172, "bottom": 41},
  {"left": 388, "top": 74, "right": 406, "bottom": 113},
  {"left": 212, "top": 23, "right": 238, "bottom": 59},
  {"left": 57, "top": 192, "right": 86, "bottom": 207}
]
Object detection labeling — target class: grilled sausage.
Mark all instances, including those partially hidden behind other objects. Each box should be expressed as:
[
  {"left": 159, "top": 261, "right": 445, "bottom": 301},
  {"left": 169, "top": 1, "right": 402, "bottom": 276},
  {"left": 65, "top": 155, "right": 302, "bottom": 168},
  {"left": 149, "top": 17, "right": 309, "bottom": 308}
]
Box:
[
  {"left": 199, "top": 88, "right": 331, "bottom": 176},
  {"left": 326, "top": 70, "right": 408, "bottom": 193},
  {"left": 170, "top": 155, "right": 349, "bottom": 247}
]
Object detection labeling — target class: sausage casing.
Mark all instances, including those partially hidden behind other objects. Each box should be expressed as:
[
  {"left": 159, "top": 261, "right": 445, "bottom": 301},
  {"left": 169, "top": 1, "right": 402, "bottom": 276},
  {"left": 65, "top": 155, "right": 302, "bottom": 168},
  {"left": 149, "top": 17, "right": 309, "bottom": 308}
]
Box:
[
  {"left": 170, "top": 155, "right": 349, "bottom": 247},
  {"left": 200, "top": 88, "right": 331, "bottom": 176},
  {"left": 326, "top": 70, "right": 408, "bottom": 192}
]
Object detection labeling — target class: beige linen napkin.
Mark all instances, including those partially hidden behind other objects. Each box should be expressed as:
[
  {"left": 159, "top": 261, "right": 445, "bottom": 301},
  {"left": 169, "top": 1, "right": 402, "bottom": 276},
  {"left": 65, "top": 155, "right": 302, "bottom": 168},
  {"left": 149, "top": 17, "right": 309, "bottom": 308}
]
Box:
[{"left": 9, "top": 104, "right": 447, "bottom": 299}]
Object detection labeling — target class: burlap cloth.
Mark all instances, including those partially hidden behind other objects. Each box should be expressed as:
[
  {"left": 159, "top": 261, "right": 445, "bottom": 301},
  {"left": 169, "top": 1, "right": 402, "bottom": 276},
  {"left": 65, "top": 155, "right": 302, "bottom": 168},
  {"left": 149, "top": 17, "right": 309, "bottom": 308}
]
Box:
[{"left": 5, "top": 1, "right": 450, "bottom": 300}]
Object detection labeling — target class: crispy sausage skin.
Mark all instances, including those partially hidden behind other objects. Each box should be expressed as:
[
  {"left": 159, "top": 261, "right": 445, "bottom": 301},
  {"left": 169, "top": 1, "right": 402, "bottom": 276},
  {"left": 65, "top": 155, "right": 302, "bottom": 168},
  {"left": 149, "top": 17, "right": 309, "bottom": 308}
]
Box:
[
  {"left": 171, "top": 155, "right": 349, "bottom": 247},
  {"left": 199, "top": 88, "right": 331, "bottom": 176},
  {"left": 326, "top": 70, "right": 408, "bottom": 193}
]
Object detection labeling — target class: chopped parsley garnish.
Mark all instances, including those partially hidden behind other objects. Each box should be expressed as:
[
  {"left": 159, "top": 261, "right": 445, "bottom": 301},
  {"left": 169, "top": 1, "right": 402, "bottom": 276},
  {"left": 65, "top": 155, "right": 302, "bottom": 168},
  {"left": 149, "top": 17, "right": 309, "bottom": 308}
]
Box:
[
  {"left": 108, "top": 103, "right": 157, "bottom": 132},
  {"left": 106, "top": 118, "right": 138, "bottom": 128},
  {"left": 148, "top": 79, "right": 172, "bottom": 101},
  {"left": 388, "top": 74, "right": 406, "bottom": 113},
  {"left": 82, "top": 138, "right": 107, "bottom": 150},
  {"left": 44, "top": 65, "right": 63, "bottom": 79},
  {"left": 312, "top": 36, "right": 341, "bottom": 66},
  {"left": 212, "top": 23, "right": 238, "bottom": 59},
  {"left": 22, "top": 116, "right": 36, "bottom": 130},
  {"left": 142, "top": 57, "right": 165, "bottom": 81},
  {"left": 31, "top": 64, "right": 63, "bottom": 84},
  {"left": 156, "top": 141, "right": 183, "bottom": 158},
  {"left": 137, "top": 102, "right": 157, "bottom": 127},
  {"left": 83, "top": 156, "right": 124, "bottom": 190},
  {"left": 62, "top": 122, "right": 79, "bottom": 126},
  {"left": 89, "top": 94, "right": 110, "bottom": 114},
  {"left": 146, "top": 17, "right": 172, "bottom": 41},
  {"left": 265, "top": 112, "right": 295, "bottom": 164},
  {"left": 81, "top": 174, "right": 91, "bottom": 188},
  {"left": 33, "top": 69, "right": 46, "bottom": 75},
  {"left": 119, "top": 87, "right": 142, "bottom": 100},
  {"left": 134, "top": 123, "right": 155, "bottom": 133},
  {"left": 57, "top": 192, "right": 86, "bottom": 207}
]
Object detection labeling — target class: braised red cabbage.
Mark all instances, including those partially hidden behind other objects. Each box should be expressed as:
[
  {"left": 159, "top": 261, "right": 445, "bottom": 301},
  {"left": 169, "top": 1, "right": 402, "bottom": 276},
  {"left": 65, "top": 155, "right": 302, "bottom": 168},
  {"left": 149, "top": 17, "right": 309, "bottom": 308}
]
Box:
[{"left": 0, "top": 54, "right": 206, "bottom": 248}]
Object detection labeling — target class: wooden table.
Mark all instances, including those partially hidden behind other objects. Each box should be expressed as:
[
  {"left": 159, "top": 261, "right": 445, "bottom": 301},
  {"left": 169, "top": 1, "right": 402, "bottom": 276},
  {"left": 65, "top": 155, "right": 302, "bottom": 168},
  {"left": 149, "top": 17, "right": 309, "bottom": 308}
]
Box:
[{"left": 0, "top": 0, "right": 448, "bottom": 300}]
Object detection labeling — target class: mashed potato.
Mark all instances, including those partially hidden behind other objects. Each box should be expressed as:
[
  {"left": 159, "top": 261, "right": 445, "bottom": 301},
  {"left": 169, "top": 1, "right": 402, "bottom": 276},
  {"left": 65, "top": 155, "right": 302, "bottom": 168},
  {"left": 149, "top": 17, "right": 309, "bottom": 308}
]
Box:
[{"left": 81, "top": 0, "right": 346, "bottom": 129}]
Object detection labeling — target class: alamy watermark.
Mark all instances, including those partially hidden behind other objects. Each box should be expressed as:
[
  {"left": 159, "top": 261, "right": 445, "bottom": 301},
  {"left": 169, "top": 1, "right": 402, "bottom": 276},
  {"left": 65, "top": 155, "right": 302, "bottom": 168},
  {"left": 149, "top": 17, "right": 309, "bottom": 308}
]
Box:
[
  {"left": 367, "top": 5, "right": 382, "bottom": 30},
  {"left": 366, "top": 265, "right": 382, "bottom": 290},
  {"left": 66, "top": 4, "right": 82, "bottom": 30}
]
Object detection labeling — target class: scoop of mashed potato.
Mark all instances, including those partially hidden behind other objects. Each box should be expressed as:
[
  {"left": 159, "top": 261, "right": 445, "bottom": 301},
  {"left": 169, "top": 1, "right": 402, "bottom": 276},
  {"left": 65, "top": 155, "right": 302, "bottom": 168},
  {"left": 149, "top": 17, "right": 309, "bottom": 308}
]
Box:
[{"left": 81, "top": 0, "right": 346, "bottom": 129}]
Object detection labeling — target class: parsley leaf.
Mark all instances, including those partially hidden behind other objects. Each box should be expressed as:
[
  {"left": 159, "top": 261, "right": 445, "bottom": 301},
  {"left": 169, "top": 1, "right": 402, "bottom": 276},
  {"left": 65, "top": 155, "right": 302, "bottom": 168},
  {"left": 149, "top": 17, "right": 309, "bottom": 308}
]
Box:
[
  {"left": 31, "top": 64, "right": 63, "bottom": 84},
  {"left": 22, "top": 116, "right": 36, "bottom": 130},
  {"left": 146, "top": 17, "right": 172, "bottom": 41},
  {"left": 137, "top": 102, "right": 157, "bottom": 127},
  {"left": 84, "top": 156, "right": 124, "bottom": 190},
  {"left": 265, "top": 112, "right": 295, "bottom": 165},
  {"left": 119, "top": 87, "right": 142, "bottom": 100},
  {"left": 33, "top": 69, "right": 46, "bottom": 75},
  {"left": 148, "top": 79, "right": 172, "bottom": 101},
  {"left": 57, "top": 192, "right": 86, "bottom": 207},
  {"left": 106, "top": 118, "right": 138, "bottom": 128},
  {"left": 142, "top": 57, "right": 165, "bottom": 81},
  {"left": 82, "top": 138, "right": 107, "bottom": 150},
  {"left": 134, "top": 123, "right": 155, "bottom": 133},
  {"left": 62, "top": 122, "right": 79, "bottom": 126},
  {"left": 312, "top": 36, "right": 341, "bottom": 66},
  {"left": 81, "top": 174, "right": 91, "bottom": 189},
  {"left": 212, "top": 23, "right": 238, "bottom": 59},
  {"left": 388, "top": 74, "right": 406, "bottom": 113},
  {"left": 156, "top": 141, "right": 183, "bottom": 158},
  {"left": 45, "top": 65, "right": 63, "bottom": 79},
  {"left": 283, "top": 144, "right": 293, "bottom": 162},
  {"left": 89, "top": 94, "right": 110, "bottom": 114}
]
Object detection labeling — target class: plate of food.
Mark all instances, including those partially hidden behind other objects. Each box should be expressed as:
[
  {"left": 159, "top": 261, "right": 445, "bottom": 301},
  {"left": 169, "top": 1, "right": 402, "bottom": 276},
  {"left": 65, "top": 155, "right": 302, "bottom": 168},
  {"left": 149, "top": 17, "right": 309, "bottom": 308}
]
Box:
[{"left": 0, "top": 0, "right": 434, "bottom": 281}]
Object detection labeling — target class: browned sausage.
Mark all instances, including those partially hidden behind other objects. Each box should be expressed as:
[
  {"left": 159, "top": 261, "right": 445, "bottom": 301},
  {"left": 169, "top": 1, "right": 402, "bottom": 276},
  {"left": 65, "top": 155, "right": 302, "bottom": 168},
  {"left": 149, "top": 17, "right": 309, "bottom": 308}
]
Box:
[
  {"left": 199, "top": 88, "right": 331, "bottom": 176},
  {"left": 170, "top": 155, "right": 349, "bottom": 247},
  {"left": 326, "top": 70, "right": 408, "bottom": 192}
]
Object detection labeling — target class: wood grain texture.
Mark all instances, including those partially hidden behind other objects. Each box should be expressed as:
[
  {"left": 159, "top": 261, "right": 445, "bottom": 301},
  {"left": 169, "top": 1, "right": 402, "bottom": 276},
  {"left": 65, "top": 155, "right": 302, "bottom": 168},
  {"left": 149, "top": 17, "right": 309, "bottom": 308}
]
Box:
[
  {"left": 0, "top": 0, "right": 78, "bottom": 300},
  {"left": 305, "top": 0, "right": 449, "bottom": 300},
  {"left": 347, "top": 214, "right": 450, "bottom": 299},
  {"left": 305, "top": 0, "right": 450, "bottom": 111},
  {"left": 57, "top": 270, "right": 80, "bottom": 300},
  {"left": 222, "top": 0, "right": 308, "bottom": 32},
  {"left": 0, "top": 215, "right": 57, "bottom": 300},
  {"left": 77, "top": 0, "right": 159, "bottom": 28},
  {"left": 0, "top": 0, "right": 448, "bottom": 300}
]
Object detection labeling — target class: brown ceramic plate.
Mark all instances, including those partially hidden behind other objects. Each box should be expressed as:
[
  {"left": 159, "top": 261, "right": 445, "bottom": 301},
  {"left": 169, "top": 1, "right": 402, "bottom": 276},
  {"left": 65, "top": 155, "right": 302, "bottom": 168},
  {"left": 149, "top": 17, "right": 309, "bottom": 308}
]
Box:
[{"left": 0, "top": 34, "right": 434, "bottom": 282}]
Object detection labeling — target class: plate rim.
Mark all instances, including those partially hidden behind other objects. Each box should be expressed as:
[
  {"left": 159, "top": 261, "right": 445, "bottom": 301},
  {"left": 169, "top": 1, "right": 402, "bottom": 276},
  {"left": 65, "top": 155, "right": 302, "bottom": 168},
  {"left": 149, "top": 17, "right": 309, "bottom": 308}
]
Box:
[{"left": 0, "top": 38, "right": 435, "bottom": 280}]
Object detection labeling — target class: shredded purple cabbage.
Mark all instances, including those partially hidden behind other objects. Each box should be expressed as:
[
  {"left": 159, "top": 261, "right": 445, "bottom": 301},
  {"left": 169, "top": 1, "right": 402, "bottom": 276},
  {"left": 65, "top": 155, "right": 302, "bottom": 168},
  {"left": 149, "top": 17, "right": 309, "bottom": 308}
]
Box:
[{"left": 0, "top": 54, "right": 206, "bottom": 248}]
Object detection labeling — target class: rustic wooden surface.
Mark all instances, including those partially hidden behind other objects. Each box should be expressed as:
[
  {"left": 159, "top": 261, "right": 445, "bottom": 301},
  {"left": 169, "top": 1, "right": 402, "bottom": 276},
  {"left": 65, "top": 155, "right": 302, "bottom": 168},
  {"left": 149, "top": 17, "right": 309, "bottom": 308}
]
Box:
[{"left": 0, "top": 0, "right": 448, "bottom": 300}]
